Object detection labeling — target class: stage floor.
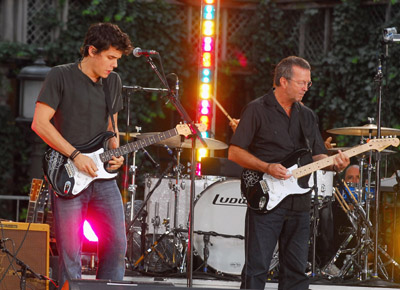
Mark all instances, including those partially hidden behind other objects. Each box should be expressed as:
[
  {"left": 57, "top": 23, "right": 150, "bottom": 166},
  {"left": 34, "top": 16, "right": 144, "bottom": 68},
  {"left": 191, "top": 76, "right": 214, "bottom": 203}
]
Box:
[{"left": 82, "top": 273, "right": 400, "bottom": 289}]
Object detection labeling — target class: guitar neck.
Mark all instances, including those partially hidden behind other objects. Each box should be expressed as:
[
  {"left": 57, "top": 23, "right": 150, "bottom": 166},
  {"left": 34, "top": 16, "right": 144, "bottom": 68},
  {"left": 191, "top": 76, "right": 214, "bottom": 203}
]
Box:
[
  {"left": 292, "top": 142, "right": 378, "bottom": 178},
  {"left": 99, "top": 128, "right": 178, "bottom": 163},
  {"left": 26, "top": 202, "right": 36, "bottom": 223}
]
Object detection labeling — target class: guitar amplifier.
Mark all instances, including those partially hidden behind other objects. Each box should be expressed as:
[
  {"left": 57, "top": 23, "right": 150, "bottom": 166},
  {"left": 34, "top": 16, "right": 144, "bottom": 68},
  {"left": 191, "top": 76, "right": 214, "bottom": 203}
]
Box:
[{"left": 0, "top": 221, "right": 49, "bottom": 290}]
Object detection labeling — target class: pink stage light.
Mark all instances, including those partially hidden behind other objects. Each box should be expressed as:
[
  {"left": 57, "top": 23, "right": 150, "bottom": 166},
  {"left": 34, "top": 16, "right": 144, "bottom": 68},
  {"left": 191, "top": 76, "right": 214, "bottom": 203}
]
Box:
[{"left": 83, "top": 220, "right": 98, "bottom": 242}]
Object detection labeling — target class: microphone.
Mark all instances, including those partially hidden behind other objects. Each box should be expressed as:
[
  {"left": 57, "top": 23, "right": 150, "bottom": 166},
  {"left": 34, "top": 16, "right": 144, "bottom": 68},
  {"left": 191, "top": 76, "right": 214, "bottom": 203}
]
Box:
[
  {"left": 133, "top": 47, "right": 158, "bottom": 58},
  {"left": 142, "top": 148, "right": 159, "bottom": 168}
]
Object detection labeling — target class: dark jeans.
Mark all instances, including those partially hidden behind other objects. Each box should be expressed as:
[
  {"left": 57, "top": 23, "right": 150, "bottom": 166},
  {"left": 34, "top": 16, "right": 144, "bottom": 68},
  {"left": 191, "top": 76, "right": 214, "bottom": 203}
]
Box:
[
  {"left": 240, "top": 207, "right": 310, "bottom": 290},
  {"left": 52, "top": 179, "right": 127, "bottom": 288}
]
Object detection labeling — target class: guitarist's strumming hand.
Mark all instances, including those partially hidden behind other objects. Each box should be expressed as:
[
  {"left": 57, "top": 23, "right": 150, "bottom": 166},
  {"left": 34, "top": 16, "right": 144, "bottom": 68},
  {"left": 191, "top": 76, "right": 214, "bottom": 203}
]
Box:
[
  {"left": 73, "top": 154, "right": 98, "bottom": 178},
  {"left": 266, "top": 163, "right": 292, "bottom": 180}
]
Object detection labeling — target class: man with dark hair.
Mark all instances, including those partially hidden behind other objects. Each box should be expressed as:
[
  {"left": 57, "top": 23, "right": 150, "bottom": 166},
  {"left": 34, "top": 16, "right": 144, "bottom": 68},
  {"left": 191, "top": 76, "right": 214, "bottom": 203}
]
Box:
[
  {"left": 32, "top": 22, "right": 133, "bottom": 287},
  {"left": 228, "top": 56, "right": 349, "bottom": 289}
]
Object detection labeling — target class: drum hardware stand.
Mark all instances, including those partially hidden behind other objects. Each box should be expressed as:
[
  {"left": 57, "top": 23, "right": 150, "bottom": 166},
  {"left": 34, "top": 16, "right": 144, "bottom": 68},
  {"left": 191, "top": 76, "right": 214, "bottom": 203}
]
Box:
[
  {"left": 323, "top": 182, "right": 398, "bottom": 281},
  {"left": 126, "top": 162, "right": 174, "bottom": 269},
  {"left": 193, "top": 230, "right": 244, "bottom": 275},
  {"left": 310, "top": 171, "right": 321, "bottom": 277},
  {"left": 202, "top": 234, "right": 211, "bottom": 273},
  {"left": 390, "top": 171, "right": 400, "bottom": 281},
  {"left": 132, "top": 230, "right": 173, "bottom": 270}
]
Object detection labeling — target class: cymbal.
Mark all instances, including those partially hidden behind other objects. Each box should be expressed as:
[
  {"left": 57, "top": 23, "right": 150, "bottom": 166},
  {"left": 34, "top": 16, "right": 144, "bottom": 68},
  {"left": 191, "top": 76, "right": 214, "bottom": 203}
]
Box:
[
  {"left": 119, "top": 132, "right": 141, "bottom": 138},
  {"left": 137, "top": 133, "right": 228, "bottom": 150},
  {"left": 327, "top": 124, "right": 400, "bottom": 136},
  {"left": 328, "top": 147, "right": 396, "bottom": 155}
]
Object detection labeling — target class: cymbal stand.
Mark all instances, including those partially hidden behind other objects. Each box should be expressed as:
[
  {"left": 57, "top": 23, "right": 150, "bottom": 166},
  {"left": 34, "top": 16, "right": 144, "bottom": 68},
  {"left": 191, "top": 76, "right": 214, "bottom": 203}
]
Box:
[
  {"left": 325, "top": 182, "right": 395, "bottom": 280},
  {"left": 129, "top": 126, "right": 142, "bottom": 222},
  {"left": 323, "top": 187, "right": 362, "bottom": 278},
  {"left": 372, "top": 54, "right": 384, "bottom": 278},
  {"left": 310, "top": 171, "right": 320, "bottom": 276},
  {"left": 170, "top": 148, "right": 184, "bottom": 271},
  {"left": 126, "top": 162, "right": 173, "bottom": 269}
]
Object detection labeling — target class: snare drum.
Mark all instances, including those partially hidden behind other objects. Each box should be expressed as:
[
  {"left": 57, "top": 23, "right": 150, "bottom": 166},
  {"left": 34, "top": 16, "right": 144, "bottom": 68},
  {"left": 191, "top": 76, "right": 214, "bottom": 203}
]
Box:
[
  {"left": 144, "top": 175, "right": 220, "bottom": 233},
  {"left": 312, "top": 170, "right": 334, "bottom": 198}
]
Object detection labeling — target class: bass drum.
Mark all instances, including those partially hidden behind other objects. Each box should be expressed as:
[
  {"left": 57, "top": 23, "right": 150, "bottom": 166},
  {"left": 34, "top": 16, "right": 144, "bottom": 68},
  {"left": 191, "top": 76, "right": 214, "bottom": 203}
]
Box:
[{"left": 193, "top": 179, "right": 279, "bottom": 275}]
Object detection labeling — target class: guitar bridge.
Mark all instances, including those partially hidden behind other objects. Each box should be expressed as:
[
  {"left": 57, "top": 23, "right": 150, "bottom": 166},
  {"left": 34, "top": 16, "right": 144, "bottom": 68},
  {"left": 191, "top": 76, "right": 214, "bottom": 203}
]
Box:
[{"left": 64, "top": 162, "right": 74, "bottom": 178}]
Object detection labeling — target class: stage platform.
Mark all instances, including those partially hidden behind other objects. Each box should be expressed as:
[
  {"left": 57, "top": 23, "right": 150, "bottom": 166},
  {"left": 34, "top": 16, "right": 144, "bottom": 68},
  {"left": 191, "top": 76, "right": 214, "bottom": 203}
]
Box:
[{"left": 81, "top": 273, "right": 400, "bottom": 289}]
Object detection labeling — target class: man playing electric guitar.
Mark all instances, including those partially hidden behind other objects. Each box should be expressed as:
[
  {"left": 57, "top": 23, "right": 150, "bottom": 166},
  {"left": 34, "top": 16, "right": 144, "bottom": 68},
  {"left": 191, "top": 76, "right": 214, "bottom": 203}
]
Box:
[
  {"left": 32, "top": 23, "right": 133, "bottom": 288},
  {"left": 228, "top": 56, "right": 349, "bottom": 290}
]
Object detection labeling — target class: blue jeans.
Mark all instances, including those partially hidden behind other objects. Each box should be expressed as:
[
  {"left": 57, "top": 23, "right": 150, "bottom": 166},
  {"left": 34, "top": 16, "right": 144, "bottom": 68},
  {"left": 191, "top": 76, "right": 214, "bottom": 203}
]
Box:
[
  {"left": 240, "top": 207, "right": 310, "bottom": 290},
  {"left": 51, "top": 179, "right": 126, "bottom": 288}
]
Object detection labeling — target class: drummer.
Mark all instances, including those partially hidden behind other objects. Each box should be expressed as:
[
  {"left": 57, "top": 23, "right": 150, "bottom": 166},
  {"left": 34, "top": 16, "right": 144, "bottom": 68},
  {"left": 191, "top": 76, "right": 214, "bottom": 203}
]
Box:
[{"left": 344, "top": 165, "right": 360, "bottom": 184}]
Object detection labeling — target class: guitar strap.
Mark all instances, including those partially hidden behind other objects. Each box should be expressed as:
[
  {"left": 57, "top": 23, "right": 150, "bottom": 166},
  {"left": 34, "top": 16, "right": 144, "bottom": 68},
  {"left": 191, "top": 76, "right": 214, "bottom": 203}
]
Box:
[
  {"left": 102, "top": 77, "right": 117, "bottom": 134},
  {"left": 297, "top": 102, "right": 318, "bottom": 192},
  {"left": 297, "top": 102, "right": 312, "bottom": 155}
]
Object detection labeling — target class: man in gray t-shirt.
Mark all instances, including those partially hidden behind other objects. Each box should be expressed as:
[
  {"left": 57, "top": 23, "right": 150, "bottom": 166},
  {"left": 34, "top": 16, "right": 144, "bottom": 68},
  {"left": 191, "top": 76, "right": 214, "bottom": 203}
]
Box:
[{"left": 32, "top": 23, "right": 133, "bottom": 288}]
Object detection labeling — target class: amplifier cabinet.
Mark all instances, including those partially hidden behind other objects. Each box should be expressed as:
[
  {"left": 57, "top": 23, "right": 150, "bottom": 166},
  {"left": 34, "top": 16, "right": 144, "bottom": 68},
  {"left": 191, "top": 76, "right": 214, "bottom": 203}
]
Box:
[{"left": 0, "top": 221, "right": 49, "bottom": 290}]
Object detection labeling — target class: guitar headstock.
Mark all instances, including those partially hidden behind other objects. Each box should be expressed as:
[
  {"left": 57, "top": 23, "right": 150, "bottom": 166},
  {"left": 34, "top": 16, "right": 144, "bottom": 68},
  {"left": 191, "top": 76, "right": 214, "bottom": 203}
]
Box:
[
  {"left": 29, "top": 178, "right": 44, "bottom": 202},
  {"left": 367, "top": 137, "right": 400, "bottom": 151},
  {"left": 176, "top": 123, "right": 207, "bottom": 136}
]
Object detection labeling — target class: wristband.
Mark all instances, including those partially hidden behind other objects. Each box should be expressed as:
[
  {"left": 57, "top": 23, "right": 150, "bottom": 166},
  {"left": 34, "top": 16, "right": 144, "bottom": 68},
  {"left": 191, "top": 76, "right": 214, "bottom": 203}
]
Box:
[{"left": 70, "top": 149, "right": 81, "bottom": 161}]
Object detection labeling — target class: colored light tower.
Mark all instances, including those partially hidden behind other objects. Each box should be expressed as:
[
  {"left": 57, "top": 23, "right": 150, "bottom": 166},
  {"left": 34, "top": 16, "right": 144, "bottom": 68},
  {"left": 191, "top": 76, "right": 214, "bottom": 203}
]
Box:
[{"left": 197, "top": 0, "right": 219, "bottom": 165}]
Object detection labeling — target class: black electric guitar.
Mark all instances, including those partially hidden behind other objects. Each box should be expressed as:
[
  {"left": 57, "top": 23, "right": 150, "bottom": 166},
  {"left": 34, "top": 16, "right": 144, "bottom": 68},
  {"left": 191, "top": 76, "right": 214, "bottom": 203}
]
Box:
[
  {"left": 241, "top": 137, "right": 399, "bottom": 213},
  {"left": 43, "top": 123, "right": 206, "bottom": 198}
]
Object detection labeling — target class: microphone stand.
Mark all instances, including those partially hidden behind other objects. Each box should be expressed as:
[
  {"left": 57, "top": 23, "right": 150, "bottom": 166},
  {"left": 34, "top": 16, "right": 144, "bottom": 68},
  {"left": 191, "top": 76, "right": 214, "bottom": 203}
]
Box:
[
  {"left": 0, "top": 240, "right": 48, "bottom": 290},
  {"left": 140, "top": 55, "right": 207, "bottom": 287},
  {"left": 372, "top": 55, "right": 383, "bottom": 281}
]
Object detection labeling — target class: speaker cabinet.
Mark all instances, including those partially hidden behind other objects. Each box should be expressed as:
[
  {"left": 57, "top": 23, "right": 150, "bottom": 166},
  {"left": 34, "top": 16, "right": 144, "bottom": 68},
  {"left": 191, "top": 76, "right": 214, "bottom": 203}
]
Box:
[{"left": 0, "top": 221, "right": 49, "bottom": 290}]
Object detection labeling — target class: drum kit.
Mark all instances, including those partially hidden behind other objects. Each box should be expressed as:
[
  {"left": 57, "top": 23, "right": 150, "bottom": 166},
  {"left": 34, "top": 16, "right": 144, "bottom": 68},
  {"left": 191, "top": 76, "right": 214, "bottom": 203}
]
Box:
[
  {"left": 311, "top": 121, "right": 400, "bottom": 281},
  {"left": 123, "top": 129, "right": 253, "bottom": 276},
  {"left": 122, "top": 120, "right": 400, "bottom": 281}
]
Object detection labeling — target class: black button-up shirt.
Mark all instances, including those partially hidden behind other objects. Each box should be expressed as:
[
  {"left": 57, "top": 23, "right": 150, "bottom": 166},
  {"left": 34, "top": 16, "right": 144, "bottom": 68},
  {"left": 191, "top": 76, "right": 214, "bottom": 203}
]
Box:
[{"left": 231, "top": 89, "right": 327, "bottom": 211}]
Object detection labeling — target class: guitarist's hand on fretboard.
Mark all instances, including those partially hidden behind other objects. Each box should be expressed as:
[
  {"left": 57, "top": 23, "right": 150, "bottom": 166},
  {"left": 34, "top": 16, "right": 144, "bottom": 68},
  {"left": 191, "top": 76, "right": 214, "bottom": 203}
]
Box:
[
  {"left": 331, "top": 150, "right": 349, "bottom": 172},
  {"left": 107, "top": 155, "right": 124, "bottom": 171},
  {"left": 74, "top": 154, "right": 98, "bottom": 178}
]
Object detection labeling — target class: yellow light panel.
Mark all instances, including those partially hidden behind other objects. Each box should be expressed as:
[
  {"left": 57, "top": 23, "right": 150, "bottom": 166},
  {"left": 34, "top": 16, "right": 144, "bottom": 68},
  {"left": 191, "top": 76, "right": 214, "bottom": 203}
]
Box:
[
  {"left": 202, "top": 52, "right": 212, "bottom": 67},
  {"left": 200, "top": 84, "right": 211, "bottom": 99},
  {"left": 197, "top": 148, "right": 209, "bottom": 161},
  {"left": 202, "top": 21, "right": 214, "bottom": 36}
]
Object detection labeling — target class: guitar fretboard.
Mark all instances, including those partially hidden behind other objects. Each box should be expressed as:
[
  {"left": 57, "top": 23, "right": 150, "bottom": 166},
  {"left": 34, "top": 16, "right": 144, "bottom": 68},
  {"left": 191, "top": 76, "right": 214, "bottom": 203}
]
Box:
[
  {"left": 99, "top": 128, "right": 178, "bottom": 162},
  {"left": 292, "top": 139, "right": 397, "bottom": 178}
]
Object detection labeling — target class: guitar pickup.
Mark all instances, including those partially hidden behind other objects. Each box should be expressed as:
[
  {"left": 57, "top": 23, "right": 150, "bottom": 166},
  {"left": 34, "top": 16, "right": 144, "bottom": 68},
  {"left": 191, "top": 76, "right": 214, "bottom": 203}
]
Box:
[
  {"left": 260, "top": 180, "right": 269, "bottom": 193},
  {"left": 64, "top": 162, "right": 74, "bottom": 178}
]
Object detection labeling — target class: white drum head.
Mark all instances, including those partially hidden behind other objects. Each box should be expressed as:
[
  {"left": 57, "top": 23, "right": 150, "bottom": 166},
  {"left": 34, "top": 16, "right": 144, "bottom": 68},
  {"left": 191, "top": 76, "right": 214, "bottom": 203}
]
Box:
[{"left": 193, "top": 179, "right": 246, "bottom": 275}]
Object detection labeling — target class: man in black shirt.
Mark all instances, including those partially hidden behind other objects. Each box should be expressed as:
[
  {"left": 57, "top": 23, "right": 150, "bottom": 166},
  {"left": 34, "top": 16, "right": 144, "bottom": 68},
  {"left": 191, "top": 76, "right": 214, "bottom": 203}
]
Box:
[
  {"left": 32, "top": 23, "right": 132, "bottom": 288},
  {"left": 228, "top": 56, "right": 349, "bottom": 290}
]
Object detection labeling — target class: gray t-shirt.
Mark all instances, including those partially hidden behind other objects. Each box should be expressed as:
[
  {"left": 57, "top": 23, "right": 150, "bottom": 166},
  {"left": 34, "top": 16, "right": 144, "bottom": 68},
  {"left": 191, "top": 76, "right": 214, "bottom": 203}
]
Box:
[{"left": 37, "top": 62, "right": 123, "bottom": 146}]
